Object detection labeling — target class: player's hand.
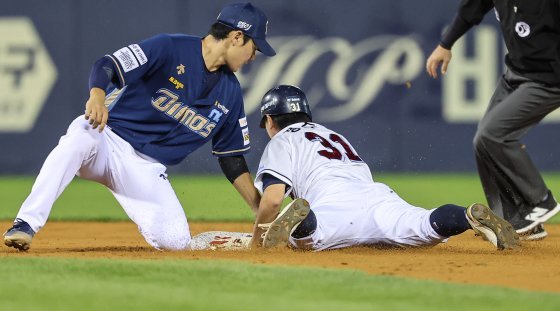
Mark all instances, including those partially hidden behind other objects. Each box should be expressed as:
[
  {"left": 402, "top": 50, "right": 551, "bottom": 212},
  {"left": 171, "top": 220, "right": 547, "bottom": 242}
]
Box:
[
  {"left": 249, "top": 236, "right": 262, "bottom": 249},
  {"left": 250, "top": 222, "right": 265, "bottom": 249},
  {"left": 426, "top": 45, "right": 452, "bottom": 79},
  {"left": 84, "top": 88, "right": 109, "bottom": 132}
]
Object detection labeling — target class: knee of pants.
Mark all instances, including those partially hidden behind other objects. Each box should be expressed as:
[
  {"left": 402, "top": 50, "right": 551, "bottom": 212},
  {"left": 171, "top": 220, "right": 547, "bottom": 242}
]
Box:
[
  {"left": 59, "top": 129, "right": 99, "bottom": 160},
  {"left": 144, "top": 225, "right": 191, "bottom": 251},
  {"left": 149, "top": 234, "right": 191, "bottom": 251},
  {"left": 473, "top": 127, "right": 500, "bottom": 152}
]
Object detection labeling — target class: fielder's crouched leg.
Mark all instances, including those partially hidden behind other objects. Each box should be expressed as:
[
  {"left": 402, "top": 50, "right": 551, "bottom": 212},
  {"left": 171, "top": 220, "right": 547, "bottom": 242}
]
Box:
[{"left": 137, "top": 217, "right": 191, "bottom": 251}]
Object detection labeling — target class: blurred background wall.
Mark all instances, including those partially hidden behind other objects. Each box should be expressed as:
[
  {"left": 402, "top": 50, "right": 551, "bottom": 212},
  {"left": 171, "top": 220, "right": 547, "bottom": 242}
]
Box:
[{"left": 1, "top": 0, "right": 559, "bottom": 175}]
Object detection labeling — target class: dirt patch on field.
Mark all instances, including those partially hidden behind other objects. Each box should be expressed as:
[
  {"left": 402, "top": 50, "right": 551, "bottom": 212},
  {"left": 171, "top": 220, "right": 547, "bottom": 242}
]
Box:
[{"left": 1, "top": 221, "right": 559, "bottom": 293}]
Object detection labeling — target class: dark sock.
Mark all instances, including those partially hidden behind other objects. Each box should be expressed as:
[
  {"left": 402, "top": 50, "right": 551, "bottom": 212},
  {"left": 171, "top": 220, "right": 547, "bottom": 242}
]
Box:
[
  {"left": 429, "top": 204, "right": 471, "bottom": 237},
  {"left": 540, "top": 190, "right": 557, "bottom": 209},
  {"left": 291, "top": 209, "right": 317, "bottom": 239}
]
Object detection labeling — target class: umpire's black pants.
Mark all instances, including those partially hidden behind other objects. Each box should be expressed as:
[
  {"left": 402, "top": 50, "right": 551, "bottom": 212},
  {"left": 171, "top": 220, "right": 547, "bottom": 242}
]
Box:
[{"left": 473, "top": 69, "right": 560, "bottom": 220}]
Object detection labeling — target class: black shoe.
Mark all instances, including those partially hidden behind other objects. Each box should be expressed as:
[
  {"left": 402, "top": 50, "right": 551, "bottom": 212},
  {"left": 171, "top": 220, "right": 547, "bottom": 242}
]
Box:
[
  {"left": 519, "top": 224, "right": 547, "bottom": 241},
  {"left": 525, "top": 191, "right": 560, "bottom": 222},
  {"left": 4, "top": 218, "right": 35, "bottom": 251},
  {"left": 511, "top": 191, "right": 560, "bottom": 234},
  {"left": 509, "top": 210, "right": 539, "bottom": 235}
]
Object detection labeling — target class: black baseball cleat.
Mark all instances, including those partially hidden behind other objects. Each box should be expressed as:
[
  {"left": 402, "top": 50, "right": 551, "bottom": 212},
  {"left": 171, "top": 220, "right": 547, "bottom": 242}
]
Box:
[
  {"left": 519, "top": 223, "right": 547, "bottom": 241},
  {"left": 509, "top": 211, "right": 539, "bottom": 235},
  {"left": 261, "top": 199, "right": 311, "bottom": 248},
  {"left": 466, "top": 203, "right": 520, "bottom": 250},
  {"left": 4, "top": 218, "right": 35, "bottom": 251},
  {"left": 513, "top": 191, "right": 560, "bottom": 234}
]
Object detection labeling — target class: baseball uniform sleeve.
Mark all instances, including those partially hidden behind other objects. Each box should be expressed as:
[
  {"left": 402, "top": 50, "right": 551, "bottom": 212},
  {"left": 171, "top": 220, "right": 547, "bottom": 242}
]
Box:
[
  {"left": 254, "top": 137, "right": 294, "bottom": 197},
  {"left": 211, "top": 91, "right": 251, "bottom": 157},
  {"left": 105, "top": 34, "right": 171, "bottom": 88},
  {"left": 457, "top": 0, "right": 494, "bottom": 25}
]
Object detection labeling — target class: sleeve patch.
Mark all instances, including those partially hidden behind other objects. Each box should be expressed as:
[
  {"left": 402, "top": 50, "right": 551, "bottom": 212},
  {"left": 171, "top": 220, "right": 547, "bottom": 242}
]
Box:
[
  {"left": 242, "top": 127, "right": 250, "bottom": 146},
  {"left": 238, "top": 117, "right": 247, "bottom": 127},
  {"left": 128, "top": 44, "right": 148, "bottom": 65},
  {"left": 113, "top": 47, "right": 139, "bottom": 72}
]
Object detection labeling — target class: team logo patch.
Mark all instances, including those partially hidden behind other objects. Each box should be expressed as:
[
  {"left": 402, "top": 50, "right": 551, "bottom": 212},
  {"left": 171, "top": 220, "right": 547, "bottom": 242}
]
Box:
[
  {"left": 237, "top": 21, "right": 252, "bottom": 30},
  {"left": 128, "top": 44, "right": 147, "bottom": 65},
  {"left": 168, "top": 77, "right": 184, "bottom": 89},
  {"left": 515, "top": 22, "right": 530, "bottom": 38},
  {"left": 214, "top": 101, "right": 229, "bottom": 114},
  {"left": 242, "top": 127, "right": 250, "bottom": 146},
  {"left": 176, "top": 64, "right": 185, "bottom": 75},
  {"left": 238, "top": 117, "right": 247, "bottom": 127},
  {"left": 113, "top": 47, "right": 139, "bottom": 72}
]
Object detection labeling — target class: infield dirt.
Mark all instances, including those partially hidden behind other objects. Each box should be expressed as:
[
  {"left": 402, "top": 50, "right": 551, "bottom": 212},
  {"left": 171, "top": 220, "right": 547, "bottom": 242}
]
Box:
[{"left": 1, "top": 221, "right": 559, "bottom": 293}]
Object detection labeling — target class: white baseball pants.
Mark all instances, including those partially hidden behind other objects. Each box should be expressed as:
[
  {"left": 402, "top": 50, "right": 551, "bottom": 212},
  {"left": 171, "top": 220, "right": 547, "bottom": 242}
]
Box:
[
  {"left": 289, "top": 183, "right": 447, "bottom": 251},
  {"left": 15, "top": 116, "right": 191, "bottom": 250}
]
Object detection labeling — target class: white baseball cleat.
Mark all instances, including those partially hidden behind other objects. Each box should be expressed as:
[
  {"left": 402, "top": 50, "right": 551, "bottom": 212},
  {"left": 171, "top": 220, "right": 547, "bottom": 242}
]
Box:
[
  {"left": 466, "top": 203, "right": 520, "bottom": 250},
  {"left": 4, "top": 219, "right": 35, "bottom": 251},
  {"left": 261, "top": 198, "right": 311, "bottom": 249}
]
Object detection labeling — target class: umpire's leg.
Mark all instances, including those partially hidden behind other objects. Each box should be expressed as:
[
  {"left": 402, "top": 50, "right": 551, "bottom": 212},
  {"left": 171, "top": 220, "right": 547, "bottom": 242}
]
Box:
[{"left": 473, "top": 69, "right": 560, "bottom": 229}]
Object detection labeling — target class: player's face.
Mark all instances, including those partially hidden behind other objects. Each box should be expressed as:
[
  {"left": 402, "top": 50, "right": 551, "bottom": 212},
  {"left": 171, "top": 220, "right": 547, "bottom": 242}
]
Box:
[{"left": 226, "top": 34, "right": 257, "bottom": 72}]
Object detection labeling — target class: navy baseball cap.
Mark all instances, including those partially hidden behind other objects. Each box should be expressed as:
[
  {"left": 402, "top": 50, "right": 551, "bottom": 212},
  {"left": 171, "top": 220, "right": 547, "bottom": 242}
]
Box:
[{"left": 217, "top": 2, "right": 276, "bottom": 56}]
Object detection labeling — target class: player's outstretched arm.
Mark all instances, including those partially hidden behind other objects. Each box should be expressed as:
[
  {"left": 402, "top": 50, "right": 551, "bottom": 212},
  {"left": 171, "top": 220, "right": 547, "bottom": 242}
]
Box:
[
  {"left": 219, "top": 156, "right": 261, "bottom": 214},
  {"left": 426, "top": 45, "right": 452, "bottom": 79},
  {"left": 251, "top": 184, "right": 285, "bottom": 248},
  {"left": 232, "top": 172, "right": 261, "bottom": 215},
  {"left": 84, "top": 88, "right": 109, "bottom": 132}
]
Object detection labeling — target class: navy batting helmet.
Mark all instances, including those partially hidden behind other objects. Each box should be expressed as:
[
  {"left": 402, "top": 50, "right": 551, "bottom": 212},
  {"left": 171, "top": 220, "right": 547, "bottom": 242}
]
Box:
[{"left": 259, "top": 85, "right": 312, "bottom": 128}]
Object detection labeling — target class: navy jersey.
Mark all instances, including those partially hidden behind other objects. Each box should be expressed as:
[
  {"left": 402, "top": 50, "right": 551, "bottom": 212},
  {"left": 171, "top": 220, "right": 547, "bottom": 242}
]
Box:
[{"left": 103, "top": 34, "right": 250, "bottom": 165}]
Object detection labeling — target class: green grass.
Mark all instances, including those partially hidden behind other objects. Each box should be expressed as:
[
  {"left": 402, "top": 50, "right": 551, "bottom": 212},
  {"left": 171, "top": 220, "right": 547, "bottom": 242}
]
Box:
[
  {"left": 0, "top": 257, "right": 558, "bottom": 311},
  {"left": 2, "top": 175, "right": 560, "bottom": 310},
  {"left": 0, "top": 175, "right": 251, "bottom": 222},
  {"left": 1, "top": 173, "right": 560, "bottom": 223}
]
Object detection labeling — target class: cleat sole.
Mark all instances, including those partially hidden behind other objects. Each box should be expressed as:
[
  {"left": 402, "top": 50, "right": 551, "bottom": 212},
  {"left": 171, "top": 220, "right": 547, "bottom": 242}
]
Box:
[
  {"left": 467, "top": 203, "right": 520, "bottom": 250},
  {"left": 4, "top": 232, "right": 32, "bottom": 252},
  {"left": 262, "top": 199, "right": 311, "bottom": 249}
]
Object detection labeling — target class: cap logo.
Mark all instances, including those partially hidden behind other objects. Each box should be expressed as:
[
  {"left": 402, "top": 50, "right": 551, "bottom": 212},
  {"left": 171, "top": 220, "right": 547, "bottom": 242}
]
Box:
[
  {"left": 265, "top": 20, "right": 268, "bottom": 35},
  {"left": 237, "top": 21, "right": 252, "bottom": 30}
]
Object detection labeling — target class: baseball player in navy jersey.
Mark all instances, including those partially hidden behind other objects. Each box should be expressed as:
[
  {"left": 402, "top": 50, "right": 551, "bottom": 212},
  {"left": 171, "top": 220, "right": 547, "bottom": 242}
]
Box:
[
  {"left": 252, "top": 85, "right": 520, "bottom": 251},
  {"left": 3, "top": 2, "right": 275, "bottom": 251}
]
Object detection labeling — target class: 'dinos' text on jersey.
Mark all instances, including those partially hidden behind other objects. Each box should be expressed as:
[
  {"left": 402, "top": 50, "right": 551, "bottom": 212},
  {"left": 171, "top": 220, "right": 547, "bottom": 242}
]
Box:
[{"left": 151, "top": 88, "right": 216, "bottom": 138}]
